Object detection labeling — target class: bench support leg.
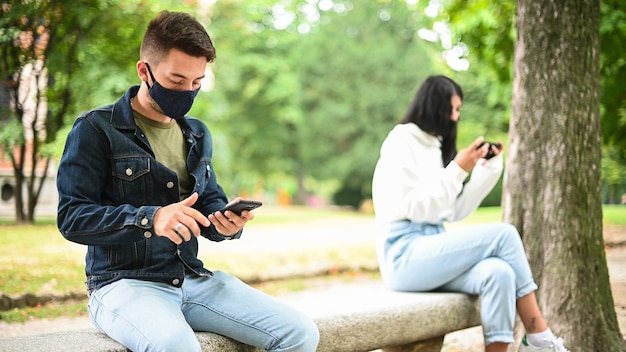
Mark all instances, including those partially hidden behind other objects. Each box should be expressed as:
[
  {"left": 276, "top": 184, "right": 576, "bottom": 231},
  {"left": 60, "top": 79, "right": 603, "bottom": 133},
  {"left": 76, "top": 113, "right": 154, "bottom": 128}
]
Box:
[{"left": 381, "top": 335, "right": 444, "bottom": 352}]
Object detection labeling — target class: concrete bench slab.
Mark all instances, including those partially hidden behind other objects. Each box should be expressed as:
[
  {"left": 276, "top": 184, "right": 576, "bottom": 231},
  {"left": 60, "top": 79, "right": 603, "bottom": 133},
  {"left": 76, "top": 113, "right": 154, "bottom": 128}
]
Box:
[{"left": 0, "top": 281, "right": 481, "bottom": 352}]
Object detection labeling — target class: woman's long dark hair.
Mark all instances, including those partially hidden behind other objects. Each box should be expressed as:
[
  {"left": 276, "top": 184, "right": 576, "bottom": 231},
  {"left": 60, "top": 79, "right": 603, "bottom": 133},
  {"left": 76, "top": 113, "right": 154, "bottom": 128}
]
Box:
[{"left": 399, "top": 75, "right": 463, "bottom": 166}]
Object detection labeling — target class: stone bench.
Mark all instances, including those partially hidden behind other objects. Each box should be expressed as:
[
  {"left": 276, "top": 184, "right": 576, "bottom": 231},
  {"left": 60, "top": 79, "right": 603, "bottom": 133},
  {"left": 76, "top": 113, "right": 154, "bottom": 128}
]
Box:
[{"left": 0, "top": 281, "right": 481, "bottom": 352}]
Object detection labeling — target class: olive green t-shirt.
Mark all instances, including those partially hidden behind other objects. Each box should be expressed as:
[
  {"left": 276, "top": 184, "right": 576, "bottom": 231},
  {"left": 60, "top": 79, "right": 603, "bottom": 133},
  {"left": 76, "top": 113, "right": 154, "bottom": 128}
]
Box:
[{"left": 133, "top": 112, "right": 192, "bottom": 198}]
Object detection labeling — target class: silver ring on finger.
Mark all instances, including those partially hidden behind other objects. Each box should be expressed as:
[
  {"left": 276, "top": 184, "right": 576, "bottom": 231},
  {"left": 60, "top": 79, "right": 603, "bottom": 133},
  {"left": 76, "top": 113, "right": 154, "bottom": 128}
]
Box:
[{"left": 174, "top": 223, "right": 183, "bottom": 234}]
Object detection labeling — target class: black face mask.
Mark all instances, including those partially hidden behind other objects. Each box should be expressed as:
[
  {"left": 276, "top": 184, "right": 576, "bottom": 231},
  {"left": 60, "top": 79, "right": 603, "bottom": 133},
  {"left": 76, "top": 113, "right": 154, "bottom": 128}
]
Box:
[{"left": 145, "top": 63, "right": 199, "bottom": 119}]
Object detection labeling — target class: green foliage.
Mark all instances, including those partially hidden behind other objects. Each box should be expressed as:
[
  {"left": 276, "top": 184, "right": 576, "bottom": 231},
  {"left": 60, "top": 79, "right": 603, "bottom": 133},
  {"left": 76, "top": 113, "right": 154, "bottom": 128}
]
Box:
[
  {"left": 0, "top": 0, "right": 165, "bottom": 222},
  {"left": 442, "top": 0, "right": 516, "bottom": 113},
  {"left": 453, "top": 71, "right": 510, "bottom": 145},
  {"left": 0, "top": 119, "right": 24, "bottom": 155},
  {"left": 421, "top": 0, "right": 626, "bottom": 200},
  {"left": 0, "top": 0, "right": 151, "bottom": 141},
  {"left": 45, "top": 0, "right": 161, "bottom": 128},
  {"left": 1, "top": 0, "right": 185, "bottom": 157},
  {"left": 3, "top": 0, "right": 622, "bottom": 220},
  {"left": 200, "top": 0, "right": 515, "bottom": 207},
  {"left": 202, "top": 0, "right": 305, "bottom": 197},
  {"left": 1, "top": 0, "right": 520, "bottom": 211},
  {"left": 290, "top": 1, "right": 436, "bottom": 206},
  {"left": 599, "top": 0, "right": 626, "bottom": 159},
  {"left": 480, "top": 177, "right": 503, "bottom": 207},
  {"left": 602, "top": 144, "right": 626, "bottom": 203}
]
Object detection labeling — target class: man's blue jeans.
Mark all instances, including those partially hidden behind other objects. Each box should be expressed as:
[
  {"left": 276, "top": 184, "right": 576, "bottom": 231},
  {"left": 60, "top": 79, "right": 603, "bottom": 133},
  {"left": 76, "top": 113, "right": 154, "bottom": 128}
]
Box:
[
  {"left": 377, "top": 221, "right": 538, "bottom": 345},
  {"left": 88, "top": 271, "right": 320, "bottom": 352}
]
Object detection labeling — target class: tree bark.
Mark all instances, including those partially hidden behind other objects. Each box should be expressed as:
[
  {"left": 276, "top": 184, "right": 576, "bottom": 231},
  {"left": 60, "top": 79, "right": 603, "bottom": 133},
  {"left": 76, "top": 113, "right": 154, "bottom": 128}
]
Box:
[{"left": 504, "top": 0, "right": 625, "bottom": 350}]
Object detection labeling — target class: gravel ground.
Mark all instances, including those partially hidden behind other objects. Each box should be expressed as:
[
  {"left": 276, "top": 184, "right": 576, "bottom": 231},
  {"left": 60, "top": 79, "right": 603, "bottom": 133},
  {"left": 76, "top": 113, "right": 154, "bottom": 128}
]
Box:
[{"left": 1, "top": 208, "right": 624, "bottom": 352}]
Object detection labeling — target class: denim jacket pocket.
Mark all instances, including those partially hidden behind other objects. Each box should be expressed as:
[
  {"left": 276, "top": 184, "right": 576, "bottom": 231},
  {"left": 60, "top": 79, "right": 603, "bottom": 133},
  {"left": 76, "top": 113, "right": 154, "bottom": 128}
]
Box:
[
  {"left": 112, "top": 156, "right": 151, "bottom": 180},
  {"left": 111, "top": 156, "right": 151, "bottom": 203}
]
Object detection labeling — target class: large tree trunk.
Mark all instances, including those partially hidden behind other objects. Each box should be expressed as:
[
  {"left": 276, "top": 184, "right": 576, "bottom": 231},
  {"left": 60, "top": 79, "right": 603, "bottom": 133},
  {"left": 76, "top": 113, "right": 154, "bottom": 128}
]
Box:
[{"left": 504, "top": 0, "right": 625, "bottom": 350}]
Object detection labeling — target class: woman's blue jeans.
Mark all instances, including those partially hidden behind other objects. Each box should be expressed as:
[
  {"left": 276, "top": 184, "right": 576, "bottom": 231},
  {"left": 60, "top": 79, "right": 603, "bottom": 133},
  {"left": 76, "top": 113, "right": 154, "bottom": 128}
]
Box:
[
  {"left": 377, "top": 221, "right": 537, "bottom": 345},
  {"left": 88, "top": 271, "right": 320, "bottom": 352}
]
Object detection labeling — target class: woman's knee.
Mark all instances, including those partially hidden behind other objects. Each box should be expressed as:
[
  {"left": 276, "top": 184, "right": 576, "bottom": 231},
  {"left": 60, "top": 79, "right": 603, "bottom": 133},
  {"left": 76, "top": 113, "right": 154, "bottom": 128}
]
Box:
[
  {"left": 494, "top": 223, "right": 524, "bottom": 248},
  {"left": 494, "top": 223, "right": 519, "bottom": 238},
  {"left": 481, "top": 258, "right": 516, "bottom": 293}
]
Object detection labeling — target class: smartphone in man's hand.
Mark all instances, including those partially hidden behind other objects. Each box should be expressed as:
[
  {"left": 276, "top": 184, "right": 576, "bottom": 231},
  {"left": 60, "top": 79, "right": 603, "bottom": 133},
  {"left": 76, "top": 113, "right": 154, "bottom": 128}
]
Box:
[{"left": 216, "top": 200, "right": 263, "bottom": 216}]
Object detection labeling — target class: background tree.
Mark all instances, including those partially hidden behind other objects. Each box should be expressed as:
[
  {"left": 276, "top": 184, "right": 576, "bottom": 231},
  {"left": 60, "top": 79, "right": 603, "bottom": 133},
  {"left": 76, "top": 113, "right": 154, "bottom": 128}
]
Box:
[
  {"left": 427, "top": 0, "right": 626, "bottom": 203},
  {"left": 599, "top": 0, "right": 626, "bottom": 203},
  {"left": 504, "top": 0, "right": 624, "bottom": 350},
  {"left": 206, "top": 0, "right": 437, "bottom": 206},
  {"left": 1, "top": 1, "right": 53, "bottom": 223},
  {"left": 1, "top": 0, "right": 527, "bottom": 221},
  {"left": 291, "top": 0, "right": 434, "bottom": 208},
  {"left": 202, "top": 0, "right": 306, "bottom": 202},
  {"left": 0, "top": 0, "right": 157, "bottom": 223},
  {"left": 203, "top": 0, "right": 509, "bottom": 208}
]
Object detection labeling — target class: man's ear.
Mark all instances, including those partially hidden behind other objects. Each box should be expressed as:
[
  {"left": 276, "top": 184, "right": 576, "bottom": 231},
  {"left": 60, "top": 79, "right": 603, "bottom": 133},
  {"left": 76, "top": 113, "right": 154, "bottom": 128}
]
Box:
[{"left": 136, "top": 61, "right": 150, "bottom": 83}]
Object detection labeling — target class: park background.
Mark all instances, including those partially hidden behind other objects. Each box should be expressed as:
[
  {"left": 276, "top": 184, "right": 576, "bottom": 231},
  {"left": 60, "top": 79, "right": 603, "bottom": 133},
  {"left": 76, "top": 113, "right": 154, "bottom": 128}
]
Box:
[
  {"left": 1, "top": 0, "right": 626, "bottom": 350},
  {"left": 1, "top": 0, "right": 625, "bottom": 220}
]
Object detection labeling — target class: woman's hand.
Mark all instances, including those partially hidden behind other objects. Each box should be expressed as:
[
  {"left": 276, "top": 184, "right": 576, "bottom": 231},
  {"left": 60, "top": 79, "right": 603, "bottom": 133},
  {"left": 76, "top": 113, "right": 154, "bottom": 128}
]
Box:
[{"left": 454, "top": 137, "right": 503, "bottom": 172}]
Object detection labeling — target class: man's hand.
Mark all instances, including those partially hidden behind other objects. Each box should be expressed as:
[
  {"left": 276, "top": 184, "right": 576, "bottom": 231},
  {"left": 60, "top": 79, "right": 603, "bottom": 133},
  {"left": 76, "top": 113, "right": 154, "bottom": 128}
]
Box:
[
  {"left": 153, "top": 193, "right": 210, "bottom": 244},
  {"left": 208, "top": 197, "right": 255, "bottom": 237}
]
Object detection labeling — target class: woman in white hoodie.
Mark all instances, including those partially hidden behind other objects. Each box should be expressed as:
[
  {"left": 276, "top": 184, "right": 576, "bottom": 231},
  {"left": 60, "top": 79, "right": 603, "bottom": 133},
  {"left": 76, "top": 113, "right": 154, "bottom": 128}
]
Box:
[{"left": 371, "top": 75, "right": 568, "bottom": 352}]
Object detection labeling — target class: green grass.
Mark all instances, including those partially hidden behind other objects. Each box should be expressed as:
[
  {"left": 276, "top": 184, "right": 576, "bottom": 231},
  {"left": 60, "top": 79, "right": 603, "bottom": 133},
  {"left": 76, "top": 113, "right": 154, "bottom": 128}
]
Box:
[
  {"left": 1, "top": 205, "right": 622, "bottom": 296},
  {"left": 458, "top": 205, "right": 626, "bottom": 226},
  {"left": 0, "top": 206, "right": 378, "bottom": 323},
  {"left": 604, "top": 205, "right": 626, "bottom": 225},
  {"left": 0, "top": 204, "right": 623, "bottom": 323},
  {"left": 242, "top": 205, "right": 373, "bottom": 225},
  {"left": 0, "top": 207, "right": 370, "bottom": 294},
  {"left": 0, "top": 223, "right": 86, "bottom": 295},
  {"left": 1, "top": 302, "right": 89, "bottom": 324}
]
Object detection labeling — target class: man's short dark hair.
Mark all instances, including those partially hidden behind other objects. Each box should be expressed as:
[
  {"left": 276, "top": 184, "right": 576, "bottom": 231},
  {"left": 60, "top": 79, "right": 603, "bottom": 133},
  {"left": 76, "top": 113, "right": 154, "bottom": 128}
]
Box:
[{"left": 140, "top": 10, "right": 216, "bottom": 64}]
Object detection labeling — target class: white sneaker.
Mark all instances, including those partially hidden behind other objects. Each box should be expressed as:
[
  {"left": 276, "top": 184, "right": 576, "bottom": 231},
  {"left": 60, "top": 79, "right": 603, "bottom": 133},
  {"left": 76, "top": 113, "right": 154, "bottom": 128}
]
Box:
[{"left": 518, "top": 335, "right": 570, "bottom": 352}]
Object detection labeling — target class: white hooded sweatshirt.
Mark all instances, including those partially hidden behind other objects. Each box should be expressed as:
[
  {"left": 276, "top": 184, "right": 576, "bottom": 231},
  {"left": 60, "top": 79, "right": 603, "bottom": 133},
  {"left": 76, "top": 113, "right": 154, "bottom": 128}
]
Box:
[{"left": 372, "top": 123, "right": 503, "bottom": 225}]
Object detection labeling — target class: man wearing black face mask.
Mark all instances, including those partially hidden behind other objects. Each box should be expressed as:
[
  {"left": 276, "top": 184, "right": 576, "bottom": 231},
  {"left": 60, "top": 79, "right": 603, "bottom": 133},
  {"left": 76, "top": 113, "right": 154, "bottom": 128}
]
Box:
[
  {"left": 143, "top": 62, "right": 199, "bottom": 119},
  {"left": 56, "top": 10, "right": 319, "bottom": 352}
]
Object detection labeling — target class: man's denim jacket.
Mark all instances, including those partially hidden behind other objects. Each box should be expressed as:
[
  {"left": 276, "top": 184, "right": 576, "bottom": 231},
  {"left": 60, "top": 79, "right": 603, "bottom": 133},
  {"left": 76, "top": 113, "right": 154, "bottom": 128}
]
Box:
[{"left": 57, "top": 86, "right": 238, "bottom": 292}]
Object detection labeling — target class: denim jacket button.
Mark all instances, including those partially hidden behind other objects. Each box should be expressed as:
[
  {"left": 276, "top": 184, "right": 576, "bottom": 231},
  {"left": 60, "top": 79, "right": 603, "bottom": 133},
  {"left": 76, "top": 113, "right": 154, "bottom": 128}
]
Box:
[
  {"left": 125, "top": 168, "right": 133, "bottom": 176},
  {"left": 140, "top": 218, "right": 148, "bottom": 226},
  {"left": 143, "top": 231, "right": 152, "bottom": 238},
  {"left": 172, "top": 279, "right": 180, "bottom": 285},
  {"left": 166, "top": 181, "right": 174, "bottom": 189}
]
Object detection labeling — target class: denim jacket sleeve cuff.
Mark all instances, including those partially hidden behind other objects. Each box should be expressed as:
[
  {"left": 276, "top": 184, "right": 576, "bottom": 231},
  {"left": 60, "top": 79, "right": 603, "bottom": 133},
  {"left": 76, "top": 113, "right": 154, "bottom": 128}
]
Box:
[
  {"left": 203, "top": 225, "right": 242, "bottom": 242},
  {"left": 136, "top": 206, "right": 160, "bottom": 229},
  {"left": 227, "top": 229, "right": 243, "bottom": 240}
]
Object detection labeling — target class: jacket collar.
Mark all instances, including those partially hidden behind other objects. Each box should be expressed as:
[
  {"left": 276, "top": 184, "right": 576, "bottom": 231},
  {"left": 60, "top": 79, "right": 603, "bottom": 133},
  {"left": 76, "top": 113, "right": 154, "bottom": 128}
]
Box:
[
  {"left": 109, "top": 85, "right": 204, "bottom": 139},
  {"left": 110, "top": 86, "right": 141, "bottom": 130}
]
